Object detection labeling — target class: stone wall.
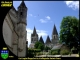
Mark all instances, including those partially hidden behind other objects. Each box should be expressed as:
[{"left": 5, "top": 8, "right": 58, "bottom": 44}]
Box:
[
  {"left": 3, "top": 14, "right": 13, "bottom": 48},
  {"left": 3, "top": 5, "right": 27, "bottom": 57},
  {"left": 31, "top": 36, "right": 38, "bottom": 43}
]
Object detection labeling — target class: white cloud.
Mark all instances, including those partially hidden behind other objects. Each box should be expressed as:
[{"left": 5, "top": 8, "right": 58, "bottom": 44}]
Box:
[
  {"left": 20, "top": 1, "right": 28, "bottom": 3},
  {"left": 29, "top": 14, "right": 37, "bottom": 17},
  {"left": 27, "top": 28, "right": 33, "bottom": 33},
  {"left": 29, "top": 14, "right": 33, "bottom": 16},
  {"left": 39, "top": 19, "right": 47, "bottom": 23},
  {"left": 26, "top": 28, "right": 33, "bottom": 47},
  {"left": 39, "top": 16, "right": 51, "bottom": 23},
  {"left": 27, "top": 15, "right": 28, "bottom": 17},
  {"left": 36, "top": 30, "right": 47, "bottom": 37},
  {"left": 45, "top": 16, "right": 51, "bottom": 20},
  {"left": 64, "top": 1, "right": 79, "bottom": 10},
  {"left": 26, "top": 28, "right": 48, "bottom": 47},
  {"left": 20, "top": 1, "right": 22, "bottom": 3}
]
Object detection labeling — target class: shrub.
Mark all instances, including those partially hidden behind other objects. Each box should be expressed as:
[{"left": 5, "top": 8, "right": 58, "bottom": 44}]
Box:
[
  {"left": 44, "top": 46, "right": 51, "bottom": 52},
  {"left": 50, "top": 49, "right": 60, "bottom": 55},
  {"left": 52, "top": 51, "right": 59, "bottom": 55},
  {"left": 60, "top": 49, "right": 70, "bottom": 55},
  {"left": 37, "top": 52, "right": 42, "bottom": 55},
  {"left": 60, "top": 45, "right": 70, "bottom": 55},
  {"left": 27, "top": 48, "right": 41, "bottom": 57},
  {"left": 40, "top": 52, "right": 43, "bottom": 55},
  {"left": 69, "top": 52, "right": 72, "bottom": 55}
]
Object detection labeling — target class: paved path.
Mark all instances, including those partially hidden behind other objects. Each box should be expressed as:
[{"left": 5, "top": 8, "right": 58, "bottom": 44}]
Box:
[{"left": 35, "top": 54, "right": 79, "bottom": 57}]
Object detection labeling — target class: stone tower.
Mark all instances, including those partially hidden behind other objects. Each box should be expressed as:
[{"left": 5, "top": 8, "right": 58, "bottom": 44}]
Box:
[
  {"left": 39, "top": 36, "right": 44, "bottom": 44},
  {"left": 17, "top": 1, "right": 27, "bottom": 57},
  {"left": 31, "top": 26, "right": 38, "bottom": 44},
  {"left": 45, "top": 35, "right": 51, "bottom": 48},
  {"left": 51, "top": 24, "right": 59, "bottom": 45}
]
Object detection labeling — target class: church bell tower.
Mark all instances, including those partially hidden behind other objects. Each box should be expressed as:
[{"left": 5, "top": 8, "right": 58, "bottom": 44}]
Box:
[{"left": 52, "top": 24, "right": 59, "bottom": 45}]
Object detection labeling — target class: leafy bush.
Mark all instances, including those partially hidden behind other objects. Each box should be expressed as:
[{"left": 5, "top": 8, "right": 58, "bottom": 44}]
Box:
[
  {"left": 50, "top": 49, "right": 60, "bottom": 55},
  {"left": 60, "top": 44, "right": 70, "bottom": 55},
  {"left": 60, "top": 49, "right": 70, "bottom": 55},
  {"left": 27, "top": 48, "right": 41, "bottom": 57},
  {"left": 37, "top": 52, "right": 43, "bottom": 55},
  {"left": 52, "top": 51, "right": 59, "bottom": 55},
  {"left": 40, "top": 52, "right": 43, "bottom": 55},
  {"left": 44, "top": 46, "right": 51, "bottom": 52},
  {"left": 34, "top": 41, "right": 44, "bottom": 51},
  {"left": 34, "top": 49, "right": 41, "bottom": 52},
  {"left": 69, "top": 52, "right": 72, "bottom": 55}
]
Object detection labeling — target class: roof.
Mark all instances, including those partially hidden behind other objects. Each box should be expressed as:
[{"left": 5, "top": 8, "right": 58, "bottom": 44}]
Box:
[
  {"left": 52, "top": 24, "right": 58, "bottom": 35},
  {"left": 18, "top": 1, "right": 27, "bottom": 9},
  {"left": 12, "top": 6, "right": 17, "bottom": 13},
  {"left": 45, "top": 35, "right": 51, "bottom": 44},
  {"left": 33, "top": 26, "right": 37, "bottom": 34},
  {"left": 39, "top": 36, "right": 44, "bottom": 44},
  {"left": 51, "top": 44, "right": 62, "bottom": 50},
  {"left": 31, "top": 26, "right": 38, "bottom": 36}
]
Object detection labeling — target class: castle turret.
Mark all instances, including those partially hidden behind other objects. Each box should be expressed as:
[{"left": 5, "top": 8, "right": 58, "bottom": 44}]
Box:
[
  {"left": 39, "top": 36, "right": 44, "bottom": 44},
  {"left": 17, "top": 1, "right": 27, "bottom": 57},
  {"left": 17, "top": 1, "right": 27, "bottom": 25}
]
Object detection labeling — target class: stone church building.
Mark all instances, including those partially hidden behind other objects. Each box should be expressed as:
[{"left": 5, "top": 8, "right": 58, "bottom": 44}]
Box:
[
  {"left": 29, "top": 27, "right": 38, "bottom": 48},
  {"left": 29, "top": 24, "right": 59, "bottom": 49},
  {"left": 2, "top": 1, "right": 28, "bottom": 57}
]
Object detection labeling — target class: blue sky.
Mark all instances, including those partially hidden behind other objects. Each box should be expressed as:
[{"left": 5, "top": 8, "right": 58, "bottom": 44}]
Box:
[{"left": 13, "top": 1, "right": 79, "bottom": 47}]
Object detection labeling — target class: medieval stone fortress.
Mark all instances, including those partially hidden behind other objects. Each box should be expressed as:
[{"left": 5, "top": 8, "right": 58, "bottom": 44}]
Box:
[
  {"left": 3, "top": 1, "right": 28, "bottom": 57},
  {"left": 2, "top": 1, "right": 79, "bottom": 58}
]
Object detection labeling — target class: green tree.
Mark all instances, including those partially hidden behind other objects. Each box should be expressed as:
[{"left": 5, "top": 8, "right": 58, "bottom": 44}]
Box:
[
  {"left": 34, "top": 41, "right": 40, "bottom": 49},
  {"left": 34, "top": 41, "right": 44, "bottom": 51},
  {"left": 60, "top": 16, "right": 79, "bottom": 50},
  {"left": 44, "top": 46, "right": 51, "bottom": 52}
]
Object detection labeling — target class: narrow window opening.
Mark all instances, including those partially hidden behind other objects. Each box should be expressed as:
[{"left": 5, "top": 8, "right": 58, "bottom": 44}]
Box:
[{"left": 20, "top": 12, "right": 23, "bottom": 15}]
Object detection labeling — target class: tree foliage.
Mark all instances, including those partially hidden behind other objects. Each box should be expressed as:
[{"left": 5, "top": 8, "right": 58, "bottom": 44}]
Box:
[
  {"left": 60, "top": 16, "right": 79, "bottom": 49},
  {"left": 44, "top": 46, "right": 51, "bottom": 52},
  {"left": 34, "top": 41, "right": 44, "bottom": 51}
]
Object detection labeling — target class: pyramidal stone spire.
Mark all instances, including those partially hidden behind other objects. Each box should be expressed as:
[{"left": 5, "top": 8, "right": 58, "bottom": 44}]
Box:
[
  {"left": 39, "top": 36, "right": 44, "bottom": 44},
  {"left": 52, "top": 24, "right": 58, "bottom": 35},
  {"left": 18, "top": 0, "right": 27, "bottom": 8},
  {"left": 45, "top": 35, "right": 51, "bottom": 44},
  {"left": 33, "top": 26, "right": 37, "bottom": 34}
]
